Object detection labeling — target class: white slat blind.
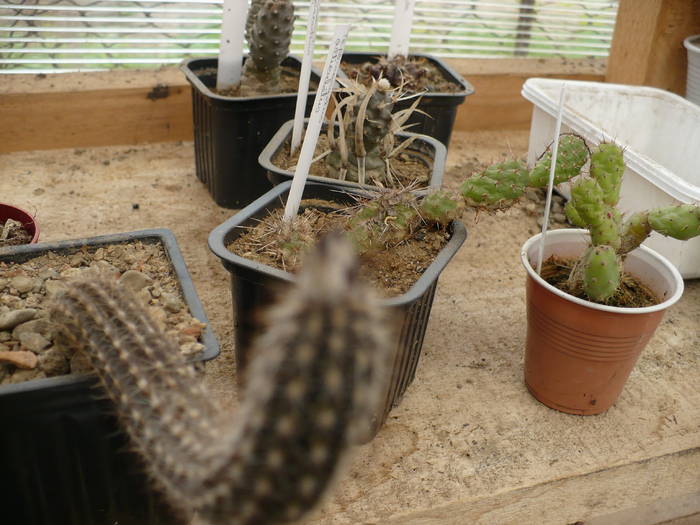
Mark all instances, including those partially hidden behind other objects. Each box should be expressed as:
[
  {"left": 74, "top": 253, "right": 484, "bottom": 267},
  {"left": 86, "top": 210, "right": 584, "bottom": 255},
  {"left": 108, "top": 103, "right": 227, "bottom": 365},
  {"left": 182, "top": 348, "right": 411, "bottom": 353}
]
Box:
[{"left": 0, "top": 0, "right": 618, "bottom": 74}]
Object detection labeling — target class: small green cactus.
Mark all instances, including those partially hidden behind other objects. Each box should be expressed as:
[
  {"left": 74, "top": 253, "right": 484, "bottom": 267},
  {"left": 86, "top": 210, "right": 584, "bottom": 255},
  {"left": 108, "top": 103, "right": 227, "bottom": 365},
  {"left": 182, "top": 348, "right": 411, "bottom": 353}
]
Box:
[
  {"left": 460, "top": 160, "right": 530, "bottom": 210},
  {"left": 50, "top": 235, "right": 390, "bottom": 525},
  {"left": 241, "top": 0, "right": 295, "bottom": 92},
  {"left": 558, "top": 141, "right": 700, "bottom": 303}
]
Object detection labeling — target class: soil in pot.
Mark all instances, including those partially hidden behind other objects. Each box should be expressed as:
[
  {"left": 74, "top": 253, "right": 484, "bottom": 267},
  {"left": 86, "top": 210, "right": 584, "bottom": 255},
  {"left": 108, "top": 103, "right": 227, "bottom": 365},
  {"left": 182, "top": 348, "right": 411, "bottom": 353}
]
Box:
[
  {"left": 205, "top": 65, "right": 318, "bottom": 97},
  {"left": 0, "top": 219, "right": 32, "bottom": 247},
  {"left": 0, "top": 241, "right": 207, "bottom": 386},
  {"left": 228, "top": 199, "right": 450, "bottom": 297},
  {"left": 272, "top": 134, "right": 433, "bottom": 190},
  {"left": 540, "top": 255, "right": 660, "bottom": 308},
  {"left": 341, "top": 55, "right": 463, "bottom": 94}
]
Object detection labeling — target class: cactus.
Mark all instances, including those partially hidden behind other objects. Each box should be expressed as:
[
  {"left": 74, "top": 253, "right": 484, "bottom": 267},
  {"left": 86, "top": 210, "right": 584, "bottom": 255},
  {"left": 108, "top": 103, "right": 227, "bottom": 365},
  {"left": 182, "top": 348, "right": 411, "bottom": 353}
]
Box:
[
  {"left": 581, "top": 245, "right": 621, "bottom": 302},
  {"left": 50, "top": 235, "right": 390, "bottom": 525},
  {"left": 556, "top": 141, "right": 700, "bottom": 303},
  {"left": 241, "top": 0, "right": 295, "bottom": 91},
  {"left": 460, "top": 160, "right": 530, "bottom": 210},
  {"left": 326, "top": 78, "right": 398, "bottom": 185},
  {"left": 528, "top": 134, "right": 589, "bottom": 188}
]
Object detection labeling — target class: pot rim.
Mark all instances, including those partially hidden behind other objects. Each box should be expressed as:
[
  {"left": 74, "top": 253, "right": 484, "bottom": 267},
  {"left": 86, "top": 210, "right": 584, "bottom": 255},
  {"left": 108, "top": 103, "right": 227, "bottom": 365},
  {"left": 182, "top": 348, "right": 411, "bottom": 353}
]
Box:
[
  {"left": 684, "top": 35, "right": 700, "bottom": 52},
  {"left": 0, "top": 202, "right": 40, "bottom": 244},
  {"left": 520, "top": 229, "right": 684, "bottom": 315}
]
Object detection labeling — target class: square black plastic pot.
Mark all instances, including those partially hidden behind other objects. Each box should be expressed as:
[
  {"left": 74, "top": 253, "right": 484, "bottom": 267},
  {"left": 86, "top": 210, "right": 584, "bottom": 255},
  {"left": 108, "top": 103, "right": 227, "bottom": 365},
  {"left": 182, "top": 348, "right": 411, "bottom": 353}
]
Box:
[
  {"left": 0, "top": 229, "right": 219, "bottom": 525},
  {"left": 181, "top": 56, "right": 321, "bottom": 208},
  {"left": 208, "top": 181, "right": 467, "bottom": 435},
  {"left": 341, "top": 52, "right": 474, "bottom": 148},
  {"left": 259, "top": 119, "right": 446, "bottom": 195}
]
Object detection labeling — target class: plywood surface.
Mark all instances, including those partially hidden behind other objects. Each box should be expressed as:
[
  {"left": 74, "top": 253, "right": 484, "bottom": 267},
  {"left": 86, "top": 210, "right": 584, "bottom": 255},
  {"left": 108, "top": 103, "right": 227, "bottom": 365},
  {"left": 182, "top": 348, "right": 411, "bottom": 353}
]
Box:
[{"left": 0, "top": 132, "right": 698, "bottom": 524}]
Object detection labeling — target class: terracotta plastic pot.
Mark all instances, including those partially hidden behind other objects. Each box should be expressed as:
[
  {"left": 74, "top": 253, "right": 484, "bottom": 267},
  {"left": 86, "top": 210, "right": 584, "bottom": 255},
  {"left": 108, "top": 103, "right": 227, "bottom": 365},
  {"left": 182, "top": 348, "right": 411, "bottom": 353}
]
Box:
[
  {"left": 520, "top": 229, "right": 684, "bottom": 415},
  {"left": 0, "top": 203, "right": 39, "bottom": 244}
]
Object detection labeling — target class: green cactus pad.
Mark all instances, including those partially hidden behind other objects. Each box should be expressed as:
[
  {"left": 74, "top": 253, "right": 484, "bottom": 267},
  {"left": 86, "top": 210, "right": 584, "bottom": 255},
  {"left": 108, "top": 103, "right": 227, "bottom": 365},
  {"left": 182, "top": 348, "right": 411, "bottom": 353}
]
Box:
[
  {"left": 620, "top": 211, "right": 651, "bottom": 254},
  {"left": 419, "top": 191, "right": 461, "bottom": 225},
  {"left": 582, "top": 245, "right": 621, "bottom": 302},
  {"left": 590, "top": 143, "right": 624, "bottom": 206},
  {"left": 564, "top": 200, "right": 586, "bottom": 228},
  {"left": 460, "top": 160, "right": 529, "bottom": 209},
  {"left": 529, "top": 135, "right": 589, "bottom": 188},
  {"left": 648, "top": 205, "right": 700, "bottom": 241}
]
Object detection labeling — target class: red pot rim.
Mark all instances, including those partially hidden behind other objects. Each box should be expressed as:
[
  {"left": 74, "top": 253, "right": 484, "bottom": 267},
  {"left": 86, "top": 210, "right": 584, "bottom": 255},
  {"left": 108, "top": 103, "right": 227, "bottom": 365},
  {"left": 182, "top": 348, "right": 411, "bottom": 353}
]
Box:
[
  {"left": 520, "top": 229, "right": 684, "bottom": 315},
  {"left": 0, "top": 203, "right": 40, "bottom": 244}
]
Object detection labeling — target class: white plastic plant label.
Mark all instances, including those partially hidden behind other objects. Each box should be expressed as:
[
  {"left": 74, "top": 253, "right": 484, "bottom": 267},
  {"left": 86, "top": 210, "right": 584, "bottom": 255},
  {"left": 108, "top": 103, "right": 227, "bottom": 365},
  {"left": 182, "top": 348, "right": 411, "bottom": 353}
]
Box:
[
  {"left": 388, "top": 0, "right": 417, "bottom": 59},
  {"left": 284, "top": 24, "right": 351, "bottom": 223},
  {"left": 216, "top": 0, "right": 248, "bottom": 91},
  {"left": 291, "top": 0, "right": 322, "bottom": 154}
]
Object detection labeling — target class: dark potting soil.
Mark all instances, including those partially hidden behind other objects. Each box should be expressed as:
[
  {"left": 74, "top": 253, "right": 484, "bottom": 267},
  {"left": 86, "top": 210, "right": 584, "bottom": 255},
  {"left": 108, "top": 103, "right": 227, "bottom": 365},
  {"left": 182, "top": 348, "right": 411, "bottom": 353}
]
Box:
[
  {"left": 212, "top": 65, "right": 318, "bottom": 97},
  {"left": 228, "top": 201, "right": 449, "bottom": 297},
  {"left": 0, "top": 241, "right": 206, "bottom": 386},
  {"left": 272, "top": 134, "right": 433, "bottom": 189},
  {"left": 540, "top": 255, "right": 659, "bottom": 308},
  {"left": 341, "top": 55, "right": 462, "bottom": 94},
  {"left": 0, "top": 219, "right": 32, "bottom": 247}
]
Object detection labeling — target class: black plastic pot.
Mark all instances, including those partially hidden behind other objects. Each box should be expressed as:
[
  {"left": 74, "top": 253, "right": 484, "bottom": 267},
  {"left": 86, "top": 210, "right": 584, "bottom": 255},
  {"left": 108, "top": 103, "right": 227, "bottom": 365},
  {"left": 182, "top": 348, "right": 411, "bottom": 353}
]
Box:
[
  {"left": 260, "top": 119, "right": 445, "bottom": 194},
  {"left": 0, "top": 229, "right": 219, "bottom": 525},
  {"left": 208, "top": 181, "right": 466, "bottom": 435},
  {"left": 181, "top": 56, "right": 321, "bottom": 209},
  {"left": 341, "top": 52, "right": 474, "bottom": 148}
]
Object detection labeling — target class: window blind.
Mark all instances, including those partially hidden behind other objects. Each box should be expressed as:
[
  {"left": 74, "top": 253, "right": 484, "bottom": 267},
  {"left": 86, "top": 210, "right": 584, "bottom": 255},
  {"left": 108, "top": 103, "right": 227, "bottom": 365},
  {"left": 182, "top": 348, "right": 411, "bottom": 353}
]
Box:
[{"left": 0, "top": 0, "right": 618, "bottom": 74}]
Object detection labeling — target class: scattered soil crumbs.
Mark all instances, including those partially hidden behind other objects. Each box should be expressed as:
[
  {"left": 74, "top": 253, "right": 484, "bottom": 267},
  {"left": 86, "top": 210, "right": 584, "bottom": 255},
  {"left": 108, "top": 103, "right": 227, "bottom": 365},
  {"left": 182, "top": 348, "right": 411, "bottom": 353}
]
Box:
[
  {"left": 212, "top": 66, "right": 318, "bottom": 97},
  {"left": 0, "top": 219, "right": 32, "bottom": 247},
  {"left": 228, "top": 202, "right": 449, "bottom": 297},
  {"left": 272, "top": 134, "right": 433, "bottom": 189},
  {"left": 540, "top": 255, "right": 659, "bottom": 308},
  {"left": 0, "top": 241, "right": 206, "bottom": 386},
  {"left": 341, "top": 56, "right": 463, "bottom": 94}
]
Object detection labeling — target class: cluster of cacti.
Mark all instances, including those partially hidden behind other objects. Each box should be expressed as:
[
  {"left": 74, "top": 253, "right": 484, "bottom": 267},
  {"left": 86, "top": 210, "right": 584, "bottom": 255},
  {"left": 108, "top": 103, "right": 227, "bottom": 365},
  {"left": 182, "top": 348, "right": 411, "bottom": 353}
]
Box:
[
  {"left": 240, "top": 0, "right": 295, "bottom": 93},
  {"left": 563, "top": 142, "right": 700, "bottom": 302},
  {"left": 343, "top": 134, "right": 590, "bottom": 253},
  {"left": 50, "top": 235, "right": 390, "bottom": 525},
  {"left": 326, "top": 77, "right": 411, "bottom": 185}
]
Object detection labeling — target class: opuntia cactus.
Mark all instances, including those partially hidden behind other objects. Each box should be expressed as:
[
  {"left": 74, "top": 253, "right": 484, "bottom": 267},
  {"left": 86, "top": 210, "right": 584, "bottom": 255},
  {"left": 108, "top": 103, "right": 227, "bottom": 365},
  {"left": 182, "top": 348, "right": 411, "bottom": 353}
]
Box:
[
  {"left": 528, "top": 134, "right": 590, "bottom": 188},
  {"left": 50, "top": 235, "right": 390, "bottom": 525},
  {"left": 561, "top": 141, "right": 700, "bottom": 303},
  {"left": 241, "top": 0, "right": 295, "bottom": 92}
]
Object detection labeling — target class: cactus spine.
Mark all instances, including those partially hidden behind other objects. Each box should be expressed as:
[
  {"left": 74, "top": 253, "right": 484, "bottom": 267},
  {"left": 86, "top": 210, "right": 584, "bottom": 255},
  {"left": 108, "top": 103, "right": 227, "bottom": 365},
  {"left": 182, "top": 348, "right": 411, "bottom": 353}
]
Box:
[
  {"left": 51, "top": 235, "right": 389, "bottom": 525},
  {"left": 241, "top": 0, "right": 295, "bottom": 91}
]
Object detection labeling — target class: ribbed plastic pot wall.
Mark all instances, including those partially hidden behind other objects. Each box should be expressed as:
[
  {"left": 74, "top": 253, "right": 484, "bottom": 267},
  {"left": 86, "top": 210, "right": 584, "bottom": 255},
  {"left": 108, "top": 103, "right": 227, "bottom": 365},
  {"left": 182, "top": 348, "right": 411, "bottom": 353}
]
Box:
[
  {"left": 520, "top": 229, "right": 684, "bottom": 415},
  {"left": 684, "top": 36, "right": 700, "bottom": 105}
]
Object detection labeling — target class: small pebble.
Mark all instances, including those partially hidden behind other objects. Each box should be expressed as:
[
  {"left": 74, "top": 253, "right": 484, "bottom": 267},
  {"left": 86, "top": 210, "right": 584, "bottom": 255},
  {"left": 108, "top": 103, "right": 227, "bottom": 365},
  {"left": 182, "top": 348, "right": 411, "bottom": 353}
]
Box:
[
  {"left": 119, "top": 270, "right": 153, "bottom": 292},
  {"left": 10, "top": 276, "right": 34, "bottom": 294},
  {"left": 0, "top": 350, "right": 38, "bottom": 369},
  {"left": 0, "top": 331, "right": 10, "bottom": 342},
  {"left": 0, "top": 308, "right": 37, "bottom": 330},
  {"left": 161, "top": 292, "right": 182, "bottom": 313},
  {"left": 13, "top": 319, "right": 55, "bottom": 340},
  {"left": 39, "top": 347, "right": 70, "bottom": 377},
  {"left": 179, "top": 341, "right": 205, "bottom": 357},
  {"left": 18, "top": 332, "right": 51, "bottom": 353},
  {"left": 44, "top": 279, "right": 68, "bottom": 297}
]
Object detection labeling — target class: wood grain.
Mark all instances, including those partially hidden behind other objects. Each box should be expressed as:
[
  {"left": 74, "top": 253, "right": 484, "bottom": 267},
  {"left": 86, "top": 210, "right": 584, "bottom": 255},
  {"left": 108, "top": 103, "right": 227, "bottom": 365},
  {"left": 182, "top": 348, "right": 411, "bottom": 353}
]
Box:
[{"left": 606, "top": 0, "right": 700, "bottom": 93}]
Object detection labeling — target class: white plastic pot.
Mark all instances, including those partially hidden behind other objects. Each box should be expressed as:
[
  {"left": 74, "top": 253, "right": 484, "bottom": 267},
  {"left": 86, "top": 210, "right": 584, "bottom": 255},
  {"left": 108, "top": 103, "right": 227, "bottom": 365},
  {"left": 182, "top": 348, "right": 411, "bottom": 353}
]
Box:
[
  {"left": 684, "top": 35, "right": 700, "bottom": 106},
  {"left": 522, "top": 78, "right": 700, "bottom": 278}
]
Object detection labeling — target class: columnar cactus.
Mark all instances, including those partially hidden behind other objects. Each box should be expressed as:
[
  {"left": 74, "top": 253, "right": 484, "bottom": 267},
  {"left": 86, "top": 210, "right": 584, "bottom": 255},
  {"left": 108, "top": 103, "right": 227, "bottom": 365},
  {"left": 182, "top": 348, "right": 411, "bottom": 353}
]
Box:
[
  {"left": 241, "top": 0, "right": 295, "bottom": 91},
  {"left": 50, "top": 235, "right": 390, "bottom": 525}
]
